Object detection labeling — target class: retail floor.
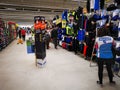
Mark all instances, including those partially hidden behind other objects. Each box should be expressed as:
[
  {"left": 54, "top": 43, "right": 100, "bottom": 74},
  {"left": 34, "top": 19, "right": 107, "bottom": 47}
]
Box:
[{"left": 0, "top": 40, "right": 120, "bottom": 90}]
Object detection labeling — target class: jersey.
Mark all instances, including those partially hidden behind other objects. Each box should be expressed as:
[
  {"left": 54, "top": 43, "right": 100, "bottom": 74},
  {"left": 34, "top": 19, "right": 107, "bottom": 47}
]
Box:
[{"left": 95, "top": 36, "right": 114, "bottom": 59}]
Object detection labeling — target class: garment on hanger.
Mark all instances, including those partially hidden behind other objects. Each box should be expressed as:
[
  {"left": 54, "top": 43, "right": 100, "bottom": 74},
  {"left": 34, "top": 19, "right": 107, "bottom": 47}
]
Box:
[
  {"left": 62, "top": 42, "right": 67, "bottom": 49},
  {"left": 86, "top": 17, "right": 96, "bottom": 32},
  {"left": 76, "top": 6, "right": 83, "bottom": 19},
  {"left": 96, "top": 19, "right": 107, "bottom": 27},
  {"left": 58, "top": 34, "right": 62, "bottom": 40},
  {"left": 100, "top": 0, "right": 105, "bottom": 9},
  {"left": 112, "top": 9, "right": 120, "bottom": 21},
  {"left": 62, "top": 10, "right": 68, "bottom": 20},
  {"left": 90, "top": 0, "right": 95, "bottom": 9},
  {"left": 93, "top": 13, "right": 101, "bottom": 21},
  {"left": 101, "top": 10, "right": 107, "bottom": 18},
  {"left": 77, "top": 29, "right": 85, "bottom": 41},
  {"left": 87, "top": 0, "right": 90, "bottom": 13},
  {"left": 66, "top": 25, "right": 74, "bottom": 36},
  {"left": 107, "top": 4, "right": 117, "bottom": 11},
  {"left": 73, "top": 20, "right": 79, "bottom": 36},
  {"left": 41, "top": 23, "right": 46, "bottom": 30},
  {"left": 83, "top": 44, "right": 88, "bottom": 57},
  {"left": 77, "top": 14, "right": 87, "bottom": 29},
  {"left": 62, "top": 28, "right": 66, "bottom": 35},
  {"left": 65, "top": 37, "right": 72, "bottom": 44},
  {"left": 58, "top": 28, "right": 62, "bottom": 33},
  {"left": 109, "top": 23, "right": 118, "bottom": 39},
  {"left": 94, "top": 0, "right": 100, "bottom": 10}
]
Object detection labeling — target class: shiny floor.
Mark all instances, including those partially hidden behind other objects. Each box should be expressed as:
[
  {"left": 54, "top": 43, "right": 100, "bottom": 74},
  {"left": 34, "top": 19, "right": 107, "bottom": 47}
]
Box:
[{"left": 0, "top": 40, "right": 120, "bottom": 90}]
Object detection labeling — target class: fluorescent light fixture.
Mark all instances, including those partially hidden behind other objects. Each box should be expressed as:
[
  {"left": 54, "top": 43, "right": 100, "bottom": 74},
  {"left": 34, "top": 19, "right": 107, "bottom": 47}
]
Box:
[
  {"left": 72, "top": 0, "right": 87, "bottom": 2},
  {"left": 6, "top": 8, "right": 16, "bottom": 10}
]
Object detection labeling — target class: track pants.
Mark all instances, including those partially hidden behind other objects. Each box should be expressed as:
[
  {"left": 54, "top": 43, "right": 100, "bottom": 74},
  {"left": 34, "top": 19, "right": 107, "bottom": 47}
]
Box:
[{"left": 97, "top": 58, "right": 114, "bottom": 83}]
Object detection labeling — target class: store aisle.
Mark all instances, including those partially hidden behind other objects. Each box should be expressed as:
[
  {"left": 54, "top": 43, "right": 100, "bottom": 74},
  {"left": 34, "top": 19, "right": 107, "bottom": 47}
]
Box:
[{"left": 0, "top": 40, "right": 120, "bottom": 90}]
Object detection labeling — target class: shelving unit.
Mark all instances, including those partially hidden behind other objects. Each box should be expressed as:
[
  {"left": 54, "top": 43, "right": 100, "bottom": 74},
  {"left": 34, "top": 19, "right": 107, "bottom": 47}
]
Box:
[{"left": 0, "top": 19, "right": 17, "bottom": 51}]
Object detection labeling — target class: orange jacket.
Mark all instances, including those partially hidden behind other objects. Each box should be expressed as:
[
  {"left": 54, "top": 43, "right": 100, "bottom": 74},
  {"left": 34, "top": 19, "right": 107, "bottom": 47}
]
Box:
[
  {"left": 34, "top": 21, "right": 42, "bottom": 30},
  {"left": 34, "top": 22, "right": 46, "bottom": 30},
  {"left": 41, "top": 23, "right": 46, "bottom": 30}
]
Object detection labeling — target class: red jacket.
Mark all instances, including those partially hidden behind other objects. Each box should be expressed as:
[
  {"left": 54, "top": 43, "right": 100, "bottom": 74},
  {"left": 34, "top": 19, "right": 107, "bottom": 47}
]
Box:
[{"left": 21, "top": 29, "right": 26, "bottom": 35}]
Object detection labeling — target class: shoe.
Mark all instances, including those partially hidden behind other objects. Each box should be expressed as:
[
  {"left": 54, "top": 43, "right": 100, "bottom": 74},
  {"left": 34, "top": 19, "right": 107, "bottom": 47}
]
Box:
[
  {"left": 85, "top": 57, "right": 89, "bottom": 60},
  {"left": 75, "top": 52, "right": 77, "bottom": 55},
  {"left": 110, "top": 81, "right": 116, "bottom": 84},
  {"left": 97, "top": 81, "right": 103, "bottom": 86}
]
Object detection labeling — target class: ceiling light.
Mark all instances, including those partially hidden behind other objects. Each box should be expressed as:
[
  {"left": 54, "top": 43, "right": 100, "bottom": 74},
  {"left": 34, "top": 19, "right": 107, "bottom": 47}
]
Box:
[
  {"left": 6, "top": 8, "right": 16, "bottom": 10},
  {"left": 72, "top": 0, "right": 87, "bottom": 2}
]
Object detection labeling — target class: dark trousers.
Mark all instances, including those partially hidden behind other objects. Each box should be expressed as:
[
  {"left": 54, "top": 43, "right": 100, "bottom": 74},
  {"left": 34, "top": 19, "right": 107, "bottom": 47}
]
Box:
[
  {"left": 46, "top": 40, "right": 50, "bottom": 49},
  {"left": 18, "top": 34, "right": 21, "bottom": 39},
  {"left": 22, "top": 35, "right": 25, "bottom": 41},
  {"left": 53, "top": 38, "right": 57, "bottom": 48},
  {"left": 73, "top": 38, "right": 79, "bottom": 54},
  {"left": 97, "top": 58, "right": 114, "bottom": 83},
  {"left": 86, "top": 46, "right": 92, "bottom": 57}
]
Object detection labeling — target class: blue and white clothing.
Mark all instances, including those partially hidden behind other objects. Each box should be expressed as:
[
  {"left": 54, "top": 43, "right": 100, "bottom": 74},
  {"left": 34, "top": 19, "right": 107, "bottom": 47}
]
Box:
[
  {"left": 95, "top": 36, "right": 115, "bottom": 59},
  {"left": 94, "top": 0, "right": 100, "bottom": 10},
  {"left": 90, "top": 0, "right": 95, "bottom": 9}
]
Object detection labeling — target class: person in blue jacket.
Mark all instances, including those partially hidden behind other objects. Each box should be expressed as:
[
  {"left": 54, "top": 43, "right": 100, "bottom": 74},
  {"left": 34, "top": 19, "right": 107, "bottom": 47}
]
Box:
[{"left": 95, "top": 25, "right": 116, "bottom": 86}]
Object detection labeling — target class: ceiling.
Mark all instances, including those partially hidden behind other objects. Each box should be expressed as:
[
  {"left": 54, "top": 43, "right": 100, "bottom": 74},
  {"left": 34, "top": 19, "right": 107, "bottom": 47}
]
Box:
[{"left": 0, "top": 0, "right": 114, "bottom": 26}]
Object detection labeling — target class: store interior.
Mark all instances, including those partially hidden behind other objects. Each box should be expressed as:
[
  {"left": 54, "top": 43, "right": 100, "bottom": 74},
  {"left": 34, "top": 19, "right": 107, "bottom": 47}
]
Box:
[{"left": 0, "top": 0, "right": 120, "bottom": 90}]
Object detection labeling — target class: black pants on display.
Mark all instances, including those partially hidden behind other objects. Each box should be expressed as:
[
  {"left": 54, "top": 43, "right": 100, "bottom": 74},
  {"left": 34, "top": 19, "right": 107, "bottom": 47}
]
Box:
[{"left": 97, "top": 58, "right": 114, "bottom": 84}]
